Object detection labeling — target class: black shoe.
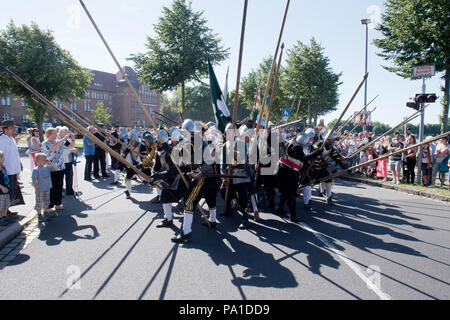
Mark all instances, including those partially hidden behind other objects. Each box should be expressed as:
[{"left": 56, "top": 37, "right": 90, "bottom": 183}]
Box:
[
  {"left": 110, "top": 181, "right": 119, "bottom": 185},
  {"left": 202, "top": 221, "right": 217, "bottom": 229},
  {"left": 326, "top": 197, "right": 333, "bottom": 205},
  {"left": 102, "top": 174, "right": 110, "bottom": 178},
  {"left": 125, "top": 191, "right": 131, "bottom": 199},
  {"left": 304, "top": 204, "right": 311, "bottom": 211},
  {"left": 66, "top": 191, "right": 75, "bottom": 196},
  {"left": 171, "top": 232, "right": 192, "bottom": 243},
  {"left": 276, "top": 209, "right": 286, "bottom": 216},
  {"left": 94, "top": 175, "right": 101, "bottom": 179},
  {"left": 157, "top": 219, "right": 173, "bottom": 228},
  {"left": 151, "top": 196, "right": 161, "bottom": 204},
  {"left": 85, "top": 178, "right": 93, "bottom": 181},
  {"left": 290, "top": 216, "right": 300, "bottom": 223}
]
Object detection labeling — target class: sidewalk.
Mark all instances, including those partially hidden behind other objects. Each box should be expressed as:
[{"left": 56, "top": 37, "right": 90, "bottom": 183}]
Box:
[
  {"left": 339, "top": 174, "right": 450, "bottom": 202},
  {"left": 0, "top": 149, "right": 38, "bottom": 250}
]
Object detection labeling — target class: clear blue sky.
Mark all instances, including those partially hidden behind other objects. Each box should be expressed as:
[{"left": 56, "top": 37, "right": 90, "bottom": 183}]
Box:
[{"left": 1, "top": 0, "right": 445, "bottom": 127}]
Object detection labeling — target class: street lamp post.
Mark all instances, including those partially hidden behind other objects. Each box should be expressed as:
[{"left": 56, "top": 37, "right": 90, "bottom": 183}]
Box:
[{"left": 361, "top": 18, "right": 371, "bottom": 134}]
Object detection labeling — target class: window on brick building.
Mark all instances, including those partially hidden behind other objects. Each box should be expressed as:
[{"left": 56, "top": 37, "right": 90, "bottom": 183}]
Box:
[
  {"left": 22, "top": 115, "right": 28, "bottom": 124},
  {"left": 74, "top": 103, "right": 77, "bottom": 111},
  {"left": 3, "top": 113, "right": 10, "bottom": 121},
  {"left": 88, "top": 91, "right": 90, "bottom": 98},
  {"left": 21, "top": 98, "right": 26, "bottom": 107}
]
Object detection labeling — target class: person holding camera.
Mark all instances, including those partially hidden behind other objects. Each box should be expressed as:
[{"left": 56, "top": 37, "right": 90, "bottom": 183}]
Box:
[{"left": 41, "top": 127, "right": 71, "bottom": 212}]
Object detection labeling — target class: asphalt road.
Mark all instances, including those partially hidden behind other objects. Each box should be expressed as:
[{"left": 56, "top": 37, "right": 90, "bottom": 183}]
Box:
[{"left": 0, "top": 156, "right": 448, "bottom": 300}]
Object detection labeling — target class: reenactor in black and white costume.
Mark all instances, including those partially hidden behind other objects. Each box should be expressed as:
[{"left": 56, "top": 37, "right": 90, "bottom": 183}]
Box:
[
  {"left": 309, "top": 132, "right": 344, "bottom": 205},
  {"left": 123, "top": 131, "right": 148, "bottom": 199},
  {"left": 277, "top": 134, "right": 319, "bottom": 222},
  {"left": 298, "top": 128, "right": 316, "bottom": 211},
  {"left": 108, "top": 125, "right": 122, "bottom": 185},
  {"left": 150, "top": 128, "right": 189, "bottom": 229}
]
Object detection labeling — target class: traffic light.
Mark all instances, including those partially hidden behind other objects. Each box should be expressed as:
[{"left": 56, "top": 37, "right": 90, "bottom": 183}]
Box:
[
  {"left": 406, "top": 102, "right": 419, "bottom": 110},
  {"left": 415, "top": 93, "right": 437, "bottom": 104}
]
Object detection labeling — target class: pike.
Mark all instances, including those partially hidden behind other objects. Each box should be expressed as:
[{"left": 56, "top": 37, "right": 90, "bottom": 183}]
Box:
[
  {"left": 299, "top": 73, "right": 368, "bottom": 185},
  {"left": 79, "top": 0, "right": 211, "bottom": 227},
  {"left": 223, "top": 0, "right": 249, "bottom": 216},
  {"left": 266, "top": 43, "right": 284, "bottom": 126},
  {"left": 254, "top": 43, "right": 285, "bottom": 184},
  {"left": 344, "top": 104, "right": 431, "bottom": 160},
  {"left": 336, "top": 94, "right": 379, "bottom": 134},
  {"left": 252, "top": 0, "right": 291, "bottom": 150},
  {"left": 40, "top": 97, "right": 143, "bottom": 159},
  {"left": 340, "top": 106, "right": 377, "bottom": 141},
  {"left": 0, "top": 62, "right": 153, "bottom": 184},
  {"left": 152, "top": 110, "right": 180, "bottom": 126},
  {"left": 275, "top": 119, "right": 303, "bottom": 129}
]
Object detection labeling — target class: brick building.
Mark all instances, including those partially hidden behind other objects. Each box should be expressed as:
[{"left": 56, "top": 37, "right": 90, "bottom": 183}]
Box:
[{"left": 0, "top": 66, "right": 160, "bottom": 128}]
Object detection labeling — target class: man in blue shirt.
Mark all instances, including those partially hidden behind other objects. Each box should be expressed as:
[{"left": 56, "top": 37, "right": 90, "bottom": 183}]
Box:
[{"left": 83, "top": 126, "right": 96, "bottom": 181}]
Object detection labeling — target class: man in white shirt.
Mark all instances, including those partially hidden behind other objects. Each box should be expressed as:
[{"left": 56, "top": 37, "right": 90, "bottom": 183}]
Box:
[{"left": 0, "top": 120, "right": 24, "bottom": 218}]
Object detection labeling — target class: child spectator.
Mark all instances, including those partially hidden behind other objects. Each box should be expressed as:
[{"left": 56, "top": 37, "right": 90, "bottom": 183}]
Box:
[
  {"left": 32, "top": 153, "right": 58, "bottom": 223},
  {"left": 0, "top": 151, "right": 12, "bottom": 226}
]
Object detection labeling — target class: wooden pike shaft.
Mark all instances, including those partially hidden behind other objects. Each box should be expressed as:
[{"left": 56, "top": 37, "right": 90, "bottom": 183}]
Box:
[
  {"left": 59, "top": 98, "right": 142, "bottom": 158},
  {"left": 318, "top": 131, "right": 449, "bottom": 184},
  {"left": 79, "top": 0, "right": 210, "bottom": 226},
  {"left": 0, "top": 63, "right": 152, "bottom": 183},
  {"left": 323, "top": 73, "right": 368, "bottom": 146},
  {"left": 152, "top": 110, "right": 180, "bottom": 126},
  {"left": 344, "top": 105, "right": 430, "bottom": 160},
  {"left": 224, "top": 0, "right": 249, "bottom": 215},
  {"left": 267, "top": 43, "right": 284, "bottom": 125},
  {"left": 299, "top": 73, "right": 368, "bottom": 185},
  {"left": 253, "top": 0, "right": 290, "bottom": 149},
  {"left": 336, "top": 94, "right": 379, "bottom": 134},
  {"left": 340, "top": 106, "right": 377, "bottom": 141}
]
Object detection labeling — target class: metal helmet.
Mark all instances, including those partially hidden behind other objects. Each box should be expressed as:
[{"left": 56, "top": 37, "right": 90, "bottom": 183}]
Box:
[
  {"left": 129, "top": 132, "right": 139, "bottom": 142},
  {"left": 238, "top": 125, "right": 249, "bottom": 137},
  {"left": 305, "top": 128, "right": 315, "bottom": 139},
  {"left": 143, "top": 132, "right": 155, "bottom": 145},
  {"left": 181, "top": 119, "right": 195, "bottom": 133},
  {"left": 329, "top": 131, "right": 337, "bottom": 140},
  {"left": 158, "top": 129, "right": 169, "bottom": 143},
  {"left": 206, "top": 121, "right": 216, "bottom": 129},
  {"left": 296, "top": 134, "right": 309, "bottom": 146},
  {"left": 170, "top": 128, "right": 183, "bottom": 142},
  {"left": 224, "top": 122, "right": 233, "bottom": 132}
]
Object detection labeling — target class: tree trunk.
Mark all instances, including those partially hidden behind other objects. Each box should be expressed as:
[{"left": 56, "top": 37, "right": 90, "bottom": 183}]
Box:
[
  {"left": 441, "top": 60, "right": 449, "bottom": 134},
  {"left": 38, "top": 120, "right": 43, "bottom": 141},
  {"left": 181, "top": 81, "right": 185, "bottom": 116}
]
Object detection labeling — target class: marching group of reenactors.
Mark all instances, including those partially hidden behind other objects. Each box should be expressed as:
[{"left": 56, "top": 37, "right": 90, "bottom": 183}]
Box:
[{"left": 105, "top": 118, "right": 345, "bottom": 243}]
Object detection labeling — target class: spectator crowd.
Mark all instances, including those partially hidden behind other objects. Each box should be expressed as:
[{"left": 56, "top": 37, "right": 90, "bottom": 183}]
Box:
[{"left": 335, "top": 128, "right": 450, "bottom": 189}]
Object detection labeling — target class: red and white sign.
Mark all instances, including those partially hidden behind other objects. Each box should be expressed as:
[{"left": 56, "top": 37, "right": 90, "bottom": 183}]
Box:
[{"left": 413, "top": 65, "right": 435, "bottom": 78}]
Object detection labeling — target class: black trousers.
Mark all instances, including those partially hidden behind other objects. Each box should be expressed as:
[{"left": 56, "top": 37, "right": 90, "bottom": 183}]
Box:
[
  {"left": 8, "top": 174, "right": 24, "bottom": 207},
  {"left": 184, "top": 178, "right": 219, "bottom": 213},
  {"left": 64, "top": 162, "right": 74, "bottom": 194},
  {"left": 94, "top": 148, "right": 107, "bottom": 177},
  {"left": 84, "top": 155, "right": 95, "bottom": 180},
  {"left": 405, "top": 158, "right": 416, "bottom": 184},
  {"left": 49, "top": 170, "right": 65, "bottom": 208}
]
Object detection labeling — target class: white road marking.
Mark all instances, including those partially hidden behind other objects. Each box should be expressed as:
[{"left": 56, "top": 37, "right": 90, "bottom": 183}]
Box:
[{"left": 298, "top": 221, "right": 393, "bottom": 300}]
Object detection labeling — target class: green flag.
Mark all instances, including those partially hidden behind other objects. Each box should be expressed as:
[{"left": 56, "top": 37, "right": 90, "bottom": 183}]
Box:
[{"left": 209, "top": 60, "right": 231, "bottom": 133}]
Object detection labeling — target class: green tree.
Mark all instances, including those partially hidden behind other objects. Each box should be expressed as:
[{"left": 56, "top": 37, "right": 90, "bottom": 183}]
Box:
[
  {"left": 284, "top": 38, "right": 342, "bottom": 125},
  {"left": 373, "top": 0, "right": 450, "bottom": 133},
  {"left": 129, "top": 0, "right": 229, "bottom": 114},
  {"left": 0, "top": 21, "right": 92, "bottom": 138},
  {"left": 91, "top": 102, "right": 111, "bottom": 125}
]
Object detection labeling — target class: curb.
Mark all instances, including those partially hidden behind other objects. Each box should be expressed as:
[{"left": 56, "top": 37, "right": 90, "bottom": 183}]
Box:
[
  {"left": 0, "top": 210, "right": 36, "bottom": 250},
  {"left": 338, "top": 176, "right": 450, "bottom": 202}
]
